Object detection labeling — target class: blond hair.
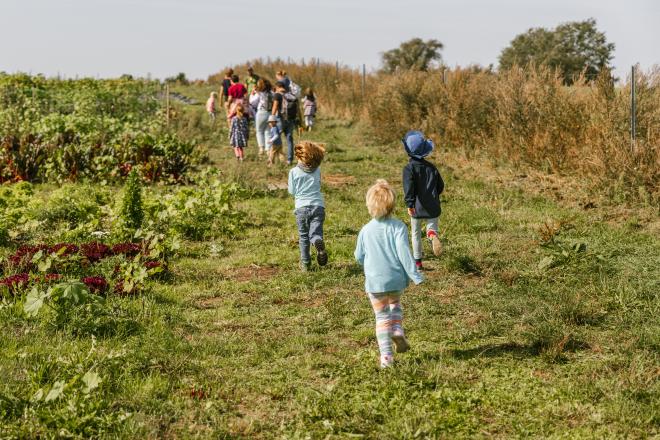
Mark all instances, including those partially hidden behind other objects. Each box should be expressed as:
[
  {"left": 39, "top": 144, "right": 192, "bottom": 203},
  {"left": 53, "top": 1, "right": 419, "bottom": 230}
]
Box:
[
  {"left": 210, "top": 91, "right": 218, "bottom": 98},
  {"left": 366, "top": 179, "right": 395, "bottom": 219},
  {"left": 295, "top": 141, "right": 325, "bottom": 169},
  {"left": 234, "top": 102, "right": 245, "bottom": 117}
]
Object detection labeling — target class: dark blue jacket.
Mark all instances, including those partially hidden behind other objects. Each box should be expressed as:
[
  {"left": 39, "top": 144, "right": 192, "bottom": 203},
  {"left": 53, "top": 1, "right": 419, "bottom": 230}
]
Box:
[{"left": 403, "top": 157, "right": 444, "bottom": 219}]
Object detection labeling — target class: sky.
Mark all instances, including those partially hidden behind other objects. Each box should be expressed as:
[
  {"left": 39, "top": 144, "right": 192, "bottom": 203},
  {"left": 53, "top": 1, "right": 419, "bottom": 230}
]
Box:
[{"left": 1, "top": 0, "right": 658, "bottom": 80}]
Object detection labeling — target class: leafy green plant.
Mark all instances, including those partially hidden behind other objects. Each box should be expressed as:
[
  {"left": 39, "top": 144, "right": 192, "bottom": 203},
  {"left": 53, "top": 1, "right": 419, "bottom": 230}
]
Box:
[
  {"left": 147, "top": 180, "right": 241, "bottom": 240},
  {"left": 0, "top": 74, "right": 200, "bottom": 183},
  {"left": 119, "top": 169, "right": 144, "bottom": 233},
  {"left": 24, "top": 281, "right": 105, "bottom": 325}
]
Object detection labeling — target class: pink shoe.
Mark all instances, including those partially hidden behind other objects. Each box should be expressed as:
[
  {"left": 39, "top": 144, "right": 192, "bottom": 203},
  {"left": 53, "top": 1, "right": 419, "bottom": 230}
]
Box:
[{"left": 380, "top": 354, "right": 394, "bottom": 368}]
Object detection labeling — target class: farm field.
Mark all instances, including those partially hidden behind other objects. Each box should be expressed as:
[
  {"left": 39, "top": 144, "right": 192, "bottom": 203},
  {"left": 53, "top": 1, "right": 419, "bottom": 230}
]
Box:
[{"left": 1, "top": 83, "right": 659, "bottom": 439}]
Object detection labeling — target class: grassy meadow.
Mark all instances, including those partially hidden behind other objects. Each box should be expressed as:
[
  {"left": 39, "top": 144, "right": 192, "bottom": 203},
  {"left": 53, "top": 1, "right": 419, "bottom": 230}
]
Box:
[{"left": 1, "top": 88, "right": 658, "bottom": 438}]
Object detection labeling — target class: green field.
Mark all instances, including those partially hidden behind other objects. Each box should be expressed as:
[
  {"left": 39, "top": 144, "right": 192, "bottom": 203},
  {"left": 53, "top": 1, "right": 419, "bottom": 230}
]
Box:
[{"left": 1, "top": 93, "right": 659, "bottom": 438}]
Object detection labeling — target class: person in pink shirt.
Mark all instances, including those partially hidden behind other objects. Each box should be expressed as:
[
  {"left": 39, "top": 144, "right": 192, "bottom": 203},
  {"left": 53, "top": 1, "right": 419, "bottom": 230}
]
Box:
[{"left": 206, "top": 91, "right": 218, "bottom": 123}]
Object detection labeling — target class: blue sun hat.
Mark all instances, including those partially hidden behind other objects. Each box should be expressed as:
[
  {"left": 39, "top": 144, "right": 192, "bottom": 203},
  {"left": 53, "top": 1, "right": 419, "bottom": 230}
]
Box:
[{"left": 402, "top": 130, "right": 434, "bottom": 159}]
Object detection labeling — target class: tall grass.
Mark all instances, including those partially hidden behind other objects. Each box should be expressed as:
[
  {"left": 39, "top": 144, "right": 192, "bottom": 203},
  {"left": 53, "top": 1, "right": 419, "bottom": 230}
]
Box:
[
  {"left": 208, "top": 62, "right": 659, "bottom": 203},
  {"left": 365, "top": 66, "right": 660, "bottom": 203}
]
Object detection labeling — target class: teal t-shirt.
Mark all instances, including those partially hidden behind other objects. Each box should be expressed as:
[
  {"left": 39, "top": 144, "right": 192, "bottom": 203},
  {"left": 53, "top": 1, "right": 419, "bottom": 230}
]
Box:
[
  {"left": 288, "top": 165, "right": 324, "bottom": 209},
  {"left": 354, "top": 217, "right": 423, "bottom": 293}
]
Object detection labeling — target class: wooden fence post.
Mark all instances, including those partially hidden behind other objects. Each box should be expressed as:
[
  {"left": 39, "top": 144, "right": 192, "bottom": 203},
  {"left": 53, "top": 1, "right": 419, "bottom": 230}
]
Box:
[{"left": 362, "top": 64, "right": 366, "bottom": 96}]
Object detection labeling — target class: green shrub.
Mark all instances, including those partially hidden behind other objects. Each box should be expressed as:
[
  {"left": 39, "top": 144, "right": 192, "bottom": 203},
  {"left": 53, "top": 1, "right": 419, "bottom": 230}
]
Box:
[
  {"left": 119, "top": 169, "right": 143, "bottom": 233},
  {"left": 35, "top": 184, "right": 108, "bottom": 228},
  {"left": 0, "top": 74, "right": 200, "bottom": 183}
]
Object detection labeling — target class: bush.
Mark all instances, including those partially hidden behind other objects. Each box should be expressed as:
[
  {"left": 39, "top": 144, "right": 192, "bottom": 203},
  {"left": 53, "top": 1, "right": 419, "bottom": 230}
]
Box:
[
  {"left": 119, "top": 169, "right": 143, "bottom": 233},
  {"left": 0, "top": 74, "right": 200, "bottom": 183},
  {"left": 362, "top": 65, "right": 660, "bottom": 203}
]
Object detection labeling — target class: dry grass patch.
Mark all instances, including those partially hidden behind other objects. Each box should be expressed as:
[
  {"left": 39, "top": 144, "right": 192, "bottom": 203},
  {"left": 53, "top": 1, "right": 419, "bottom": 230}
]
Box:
[{"left": 324, "top": 173, "right": 356, "bottom": 187}]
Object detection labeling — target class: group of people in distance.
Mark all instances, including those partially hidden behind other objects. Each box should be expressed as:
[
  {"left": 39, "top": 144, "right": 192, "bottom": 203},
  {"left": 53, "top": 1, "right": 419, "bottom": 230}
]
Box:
[
  {"left": 206, "top": 66, "right": 317, "bottom": 166},
  {"left": 212, "top": 67, "right": 444, "bottom": 368},
  {"left": 287, "top": 128, "right": 444, "bottom": 368}
]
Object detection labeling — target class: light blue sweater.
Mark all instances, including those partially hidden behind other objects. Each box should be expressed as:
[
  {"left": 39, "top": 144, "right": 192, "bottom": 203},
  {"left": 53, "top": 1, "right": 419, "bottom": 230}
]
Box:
[
  {"left": 288, "top": 165, "right": 324, "bottom": 209},
  {"left": 354, "top": 217, "right": 423, "bottom": 293}
]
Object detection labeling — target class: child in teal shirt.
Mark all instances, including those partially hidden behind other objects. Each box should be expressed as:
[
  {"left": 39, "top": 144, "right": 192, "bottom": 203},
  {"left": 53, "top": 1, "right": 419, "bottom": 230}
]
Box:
[
  {"left": 288, "top": 141, "right": 328, "bottom": 271},
  {"left": 354, "top": 179, "right": 423, "bottom": 368}
]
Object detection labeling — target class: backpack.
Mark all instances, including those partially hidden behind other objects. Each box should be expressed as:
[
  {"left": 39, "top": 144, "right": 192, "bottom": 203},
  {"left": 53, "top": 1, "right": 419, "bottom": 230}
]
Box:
[
  {"left": 281, "top": 92, "right": 299, "bottom": 121},
  {"left": 288, "top": 80, "right": 302, "bottom": 98},
  {"left": 265, "top": 91, "right": 274, "bottom": 111}
]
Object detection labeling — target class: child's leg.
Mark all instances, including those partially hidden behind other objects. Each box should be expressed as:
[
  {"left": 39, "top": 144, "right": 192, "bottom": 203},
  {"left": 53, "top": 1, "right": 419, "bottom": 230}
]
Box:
[
  {"left": 232, "top": 147, "right": 240, "bottom": 158},
  {"left": 294, "top": 208, "right": 311, "bottom": 266},
  {"left": 426, "top": 217, "right": 442, "bottom": 256},
  {"left": 410, "top": 217, "right": 423, "bottom": 260},
  {"left": 308, "top": 206, "right": 327, "bottom": 266},
  {"left": 368, "top": 292, "right": 394, "bottom": 365},
  {"left": 388, "top": 292, "right": 403, "bottom": 334},
  {"left": 426, "top": 218, "right": 439, "bottom": 236},
  {"left": 237, "top": 147, "right": 244, "bottom": 160},
  {"left": 389, "top": 291, "right": 410, "bottom": 353}
]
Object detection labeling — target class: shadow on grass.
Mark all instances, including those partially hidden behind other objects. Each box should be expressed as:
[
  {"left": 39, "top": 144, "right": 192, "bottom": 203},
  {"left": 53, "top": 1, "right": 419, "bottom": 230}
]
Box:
[
  {"left": 451, "top": 342, "right": 538, "bottom": 360},
  {"left": 450, "top": 339, "right": 590, "bottom": 361}
]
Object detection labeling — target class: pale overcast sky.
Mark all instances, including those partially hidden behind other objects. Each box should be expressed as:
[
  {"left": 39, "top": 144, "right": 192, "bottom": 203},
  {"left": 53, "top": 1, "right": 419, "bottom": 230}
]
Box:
[{"left": 1, "top": 0, "right": 657, "bottom": 79}]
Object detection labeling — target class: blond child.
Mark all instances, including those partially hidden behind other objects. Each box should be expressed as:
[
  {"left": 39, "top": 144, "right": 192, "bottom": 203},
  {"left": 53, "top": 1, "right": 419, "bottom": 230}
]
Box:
[
  {"left": 354, "top": 179, "right": 423, "bottom": 368},
  {"left": 229, "top": 103, "right": 249, "bottom": 162},
  {"left": 288, "top": 142, "right": 328, "bottom": 271},
  {"left": 206, "top": 92, "right": 218, "bottom": 122}
]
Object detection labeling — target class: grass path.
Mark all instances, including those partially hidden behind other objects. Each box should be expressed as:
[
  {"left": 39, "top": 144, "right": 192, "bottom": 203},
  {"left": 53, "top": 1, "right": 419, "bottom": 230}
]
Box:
[
  {"left": 1, "top": 117, "right": 658, "bottom": 438},
  {"left": 161, "top": 119, "right": 658, "bottom": 438}
]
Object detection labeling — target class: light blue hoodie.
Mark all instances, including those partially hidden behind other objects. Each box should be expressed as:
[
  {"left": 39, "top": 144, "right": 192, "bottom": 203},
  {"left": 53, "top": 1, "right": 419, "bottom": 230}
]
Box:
[
  {"left": 354, "top": 217, "right": 423, "bottom": 293},
  {"left": 288, "top": 165, "right": 324, "bottom": 209}
]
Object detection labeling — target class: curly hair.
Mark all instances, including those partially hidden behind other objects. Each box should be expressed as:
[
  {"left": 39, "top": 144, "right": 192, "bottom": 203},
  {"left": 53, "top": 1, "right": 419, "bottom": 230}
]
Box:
[
  {"left": 294, "top": 141, "right": 325, "bottom": 169},
  {"left": 366, "top": 179, "right": 395, "bottom": 219}
]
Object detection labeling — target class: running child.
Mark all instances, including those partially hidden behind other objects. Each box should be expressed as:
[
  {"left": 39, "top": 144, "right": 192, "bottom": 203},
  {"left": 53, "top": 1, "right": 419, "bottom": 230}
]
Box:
[
  {"left": 288, "top": 141, "right": 328, "bottom": 271},
  {"left": 354, "top": 179, "right": 423, "bottom": 368},
  {"left": 401, "top": 130, "right": 444, "bottom": 270}
]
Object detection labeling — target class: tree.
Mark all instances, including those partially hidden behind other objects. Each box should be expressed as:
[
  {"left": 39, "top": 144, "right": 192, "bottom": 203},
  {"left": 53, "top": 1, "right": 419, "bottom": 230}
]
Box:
[
  {"left": 499, "top": 18, "right": 615, "bottom": 84},
  {"left": 165, "top": 72, "right": 189, "bottom": 85},
  {"left": 381, "top": 38, "right": 444, "bottom": 73}
]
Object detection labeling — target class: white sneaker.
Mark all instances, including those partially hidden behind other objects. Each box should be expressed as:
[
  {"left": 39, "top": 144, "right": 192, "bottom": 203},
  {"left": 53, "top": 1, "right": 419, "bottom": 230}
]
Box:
[
  {"left": 392, "top": 332, "right": 410, "bottom": 353},
  {"left": 380, "top": 355, "right": 394, "bottom": 368}
]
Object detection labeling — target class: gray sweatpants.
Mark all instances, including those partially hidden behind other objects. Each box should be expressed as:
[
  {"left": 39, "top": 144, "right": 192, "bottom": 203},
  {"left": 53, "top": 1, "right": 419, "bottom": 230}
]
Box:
[{"left": 410, "top": 217, "right": 438, "bottom": 260}]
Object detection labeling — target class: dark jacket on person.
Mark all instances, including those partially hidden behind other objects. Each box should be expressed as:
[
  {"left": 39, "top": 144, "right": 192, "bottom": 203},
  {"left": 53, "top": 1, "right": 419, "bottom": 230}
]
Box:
[{"left": 403, "top": 157, "right": 444, "bottom": 219}]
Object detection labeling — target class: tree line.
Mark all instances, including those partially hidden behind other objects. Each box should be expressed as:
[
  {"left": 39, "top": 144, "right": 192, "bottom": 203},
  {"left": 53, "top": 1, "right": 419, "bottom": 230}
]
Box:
[{"left": 381, "top": 18, "right": 615, "bottom": 85}]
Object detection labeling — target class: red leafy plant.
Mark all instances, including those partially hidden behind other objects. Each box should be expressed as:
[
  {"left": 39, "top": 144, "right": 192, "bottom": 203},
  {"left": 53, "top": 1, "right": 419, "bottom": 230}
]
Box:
[
  {"left": 81, "top": 276, "right": 109, "bottom": 295},
  {"left": 0, "top": 273, "right": 30, "bottom": 295},
  {"left": 80, "top": 242, "right": 112, "bottom": 262}
]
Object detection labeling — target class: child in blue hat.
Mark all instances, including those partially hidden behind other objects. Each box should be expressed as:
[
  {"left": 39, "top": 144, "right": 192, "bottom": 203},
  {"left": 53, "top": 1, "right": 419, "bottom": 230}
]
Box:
[{"left": 401, "top": 130, "right": 445, "bottom": 270}]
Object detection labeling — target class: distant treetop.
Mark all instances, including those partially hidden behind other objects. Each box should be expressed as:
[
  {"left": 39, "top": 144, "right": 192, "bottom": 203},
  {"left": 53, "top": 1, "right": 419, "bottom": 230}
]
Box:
[
  {"left": 381, "top": 38, "right": 444, "bottom": 73},
  {"left": 498, "top": 18, "right": 615, "bottom": 84}
]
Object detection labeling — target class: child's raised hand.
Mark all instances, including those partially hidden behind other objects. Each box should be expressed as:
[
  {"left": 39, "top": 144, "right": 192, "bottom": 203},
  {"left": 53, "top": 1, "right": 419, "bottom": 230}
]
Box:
[{"left": 407, "top": 207, "right": 416, "bottom": 216}]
